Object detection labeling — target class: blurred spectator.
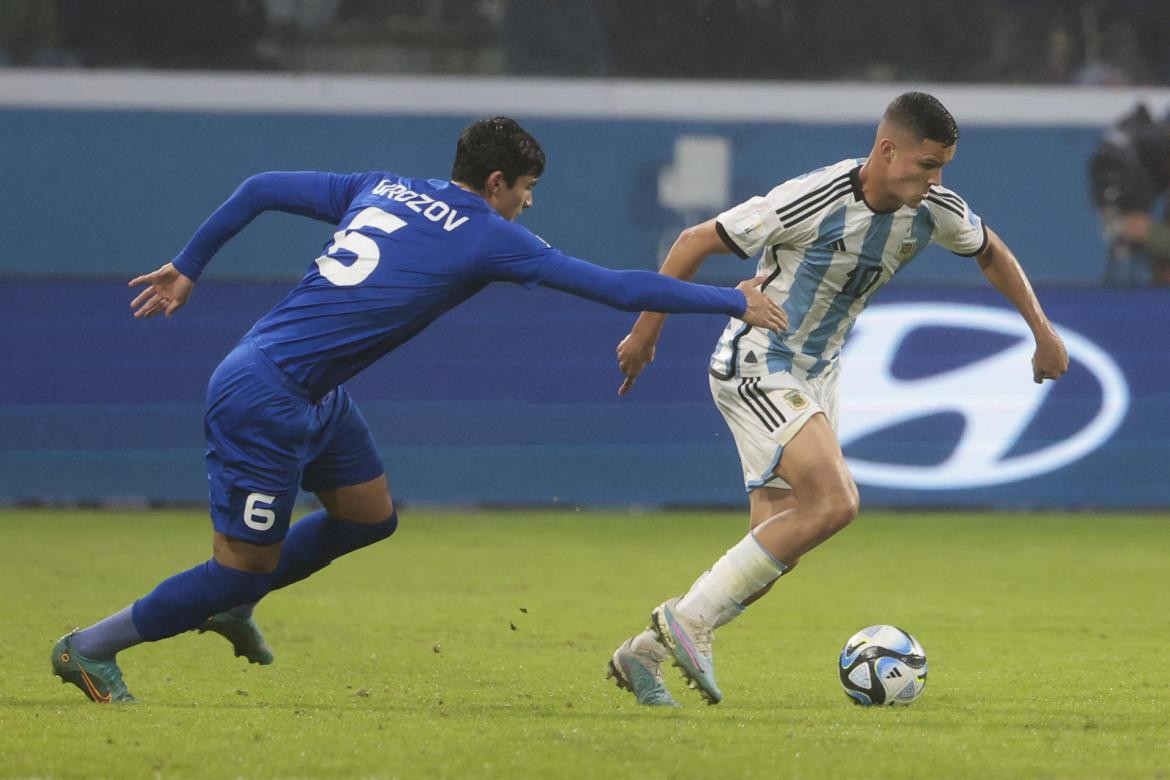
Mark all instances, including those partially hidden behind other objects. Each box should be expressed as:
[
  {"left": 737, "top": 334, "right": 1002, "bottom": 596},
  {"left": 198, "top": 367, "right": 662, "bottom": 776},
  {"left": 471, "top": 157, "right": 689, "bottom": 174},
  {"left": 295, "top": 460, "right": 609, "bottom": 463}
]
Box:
[
  {"left": 0, "top": 0, "right": 76, "bottom": 65},
  {"left": 502, "top": 0, "right": 609, "bottom": 77},
  {"left": 57, "top": 0, "right": 270, "bottom": 69},
  {"left": 1088, "top": 104, "right": 1170, "bottom": 286},
  {"left": 2, "top": 0, "right": 1170, "bottom": 84},
  {"left": 263, "top": 0, "right": 342, "bottom": 33}
]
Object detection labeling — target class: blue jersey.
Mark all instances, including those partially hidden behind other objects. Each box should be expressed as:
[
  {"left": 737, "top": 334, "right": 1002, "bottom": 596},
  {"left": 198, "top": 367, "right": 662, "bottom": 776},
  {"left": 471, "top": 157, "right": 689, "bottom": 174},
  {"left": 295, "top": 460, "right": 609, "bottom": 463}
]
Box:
[
  {"left": 172, "top": 171, "right": 746, "bottom": 401},
  {"left": 249, "top": 173, "right": 566, "bottom": 398}
]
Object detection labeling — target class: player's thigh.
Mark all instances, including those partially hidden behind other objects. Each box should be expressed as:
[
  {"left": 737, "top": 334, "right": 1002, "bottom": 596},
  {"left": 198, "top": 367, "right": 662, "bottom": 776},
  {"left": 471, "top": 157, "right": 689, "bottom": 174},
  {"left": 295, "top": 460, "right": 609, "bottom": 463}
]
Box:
[
  {"left": 205, "top": 344, "right": 306, "bottom": 548},
  {"left": 302, "top": 387, "right": 392, "bottom": 524},
  {"left": 708, "top": 371, "right": 827, "bottom": 492},
  {"left": 774, "top": 412, "right": 857, "bottom": 510}
]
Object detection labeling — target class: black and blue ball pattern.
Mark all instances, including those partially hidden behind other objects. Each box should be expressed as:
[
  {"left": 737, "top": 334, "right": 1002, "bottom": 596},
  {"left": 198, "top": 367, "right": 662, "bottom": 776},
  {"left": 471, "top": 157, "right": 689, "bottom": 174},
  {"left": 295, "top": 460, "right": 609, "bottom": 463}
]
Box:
[{"left": 839, "top": 624, "right": 928, "bottom": 706}]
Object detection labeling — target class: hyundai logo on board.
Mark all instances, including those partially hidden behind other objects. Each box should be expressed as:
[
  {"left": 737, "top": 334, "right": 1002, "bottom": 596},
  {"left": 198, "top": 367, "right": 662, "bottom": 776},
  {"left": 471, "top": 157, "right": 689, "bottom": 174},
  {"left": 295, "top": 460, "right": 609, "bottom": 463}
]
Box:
[{"left": 838, "top": 304, "right": 1128, "bottom": 489}]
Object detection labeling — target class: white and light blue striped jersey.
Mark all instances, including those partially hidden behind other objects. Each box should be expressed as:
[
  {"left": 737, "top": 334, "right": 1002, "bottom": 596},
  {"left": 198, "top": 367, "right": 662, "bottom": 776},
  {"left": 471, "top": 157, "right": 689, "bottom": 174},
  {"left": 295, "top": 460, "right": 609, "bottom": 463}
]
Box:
[{"left": 709, "top": 158, "right": 987, "bottom": 380}]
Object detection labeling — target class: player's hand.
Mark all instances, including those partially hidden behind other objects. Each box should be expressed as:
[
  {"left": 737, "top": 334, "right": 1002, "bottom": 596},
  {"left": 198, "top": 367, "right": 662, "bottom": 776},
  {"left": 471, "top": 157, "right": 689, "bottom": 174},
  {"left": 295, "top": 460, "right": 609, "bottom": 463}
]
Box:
[
  {"left": 129, "top": 262, "right": 194, "bottom": 319},
  {"left": 736, "top": 276, "right": 787, "bottom": 333},
  {"left": 1032, "top": 326, "right": 1068, "bottom": 383},
  {"left": 616, "top": 331, "right": 656, "bottom": 396}
]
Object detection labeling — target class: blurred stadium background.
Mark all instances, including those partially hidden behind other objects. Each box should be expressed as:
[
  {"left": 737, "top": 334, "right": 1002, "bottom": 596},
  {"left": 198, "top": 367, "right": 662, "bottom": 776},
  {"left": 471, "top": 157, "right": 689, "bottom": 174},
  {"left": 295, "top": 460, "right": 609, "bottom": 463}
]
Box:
[{"left": 1, "top": 0, "right": 1168, "bottom": 511}]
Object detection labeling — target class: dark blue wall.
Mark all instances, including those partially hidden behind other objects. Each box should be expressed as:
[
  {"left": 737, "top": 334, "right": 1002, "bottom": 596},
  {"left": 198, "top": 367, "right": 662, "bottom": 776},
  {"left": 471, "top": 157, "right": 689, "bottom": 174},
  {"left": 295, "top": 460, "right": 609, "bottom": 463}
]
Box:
[{"left": 2, "top": 279, "right": 1166, "bottom": 508}]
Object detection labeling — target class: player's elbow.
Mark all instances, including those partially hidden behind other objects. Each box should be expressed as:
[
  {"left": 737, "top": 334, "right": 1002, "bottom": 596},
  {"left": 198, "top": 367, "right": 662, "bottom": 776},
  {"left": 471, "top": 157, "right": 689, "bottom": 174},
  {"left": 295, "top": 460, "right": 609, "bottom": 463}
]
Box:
[
  {"left": 236, "top": 172, "right": 294, "bottom": 210},
  {"left": 612, "top": 294, "right": 644, "bottom": 313},
  {"left": 237, "top": 173, "right": 275, "bottom": 200},
  {"left": 677, "top": 224, "right": 706, "bottom": 247}
]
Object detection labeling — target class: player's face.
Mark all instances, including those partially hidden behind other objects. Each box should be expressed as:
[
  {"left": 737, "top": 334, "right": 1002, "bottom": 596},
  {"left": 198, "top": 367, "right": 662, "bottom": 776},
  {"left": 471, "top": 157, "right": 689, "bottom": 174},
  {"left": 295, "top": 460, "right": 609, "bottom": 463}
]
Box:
[
  {"left": 489, "top": 173, "right": 539, "bottom": 221},
  {"left": 887, "top": 138, "right": 955, "bottom": 207}
]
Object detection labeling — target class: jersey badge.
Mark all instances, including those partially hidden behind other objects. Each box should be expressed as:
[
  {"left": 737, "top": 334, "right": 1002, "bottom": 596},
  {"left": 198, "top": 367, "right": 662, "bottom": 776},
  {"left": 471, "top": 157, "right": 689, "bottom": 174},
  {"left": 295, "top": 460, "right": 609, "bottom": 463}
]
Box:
[
  {"left": 896, "top": 237, "right": 918, "bottom": 260},
  {"left": 783, "top": 390, "right": 809, "bottom": 410}
]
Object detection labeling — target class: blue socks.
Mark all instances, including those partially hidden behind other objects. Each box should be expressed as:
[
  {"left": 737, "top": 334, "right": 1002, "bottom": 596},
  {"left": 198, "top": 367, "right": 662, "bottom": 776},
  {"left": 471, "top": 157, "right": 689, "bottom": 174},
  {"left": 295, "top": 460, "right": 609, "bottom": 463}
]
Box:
[
  {"left": 272, "top": 509, "right": 397, "bottom": 590},
  {"left": 73, "top": 510, "right": 398, "bottom": 657},
  {"left": 229, "top": 509, "right": 398, "bottom": 618},
  {"left": 73, "top": 560, "right": 274, "bottom": 658},
  {"left": 132, "top": 559, "right": 278, "bottom": 642}
]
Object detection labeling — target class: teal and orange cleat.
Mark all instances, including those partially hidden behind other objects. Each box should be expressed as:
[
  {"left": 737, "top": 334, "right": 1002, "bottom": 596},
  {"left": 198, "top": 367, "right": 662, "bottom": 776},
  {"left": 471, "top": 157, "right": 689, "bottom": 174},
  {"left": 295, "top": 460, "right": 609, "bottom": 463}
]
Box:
[
  {"left": 607, "top": 635, "right": 680, "bottom": 707},
  {"left": 651, "top": 598, "right": 722, "bottom": 705},
  {"left": 51, "top": 632, "right": 135, "bottom": 703},
  {"left": 197, "top": 613, "right": 274, "bottom": 665}
]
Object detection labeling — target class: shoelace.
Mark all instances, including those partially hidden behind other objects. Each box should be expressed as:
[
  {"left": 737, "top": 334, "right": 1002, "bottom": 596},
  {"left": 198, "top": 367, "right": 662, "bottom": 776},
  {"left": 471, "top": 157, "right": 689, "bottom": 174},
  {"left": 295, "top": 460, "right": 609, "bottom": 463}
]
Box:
[{"left": 692, "top": 626, "right": 714, "bottom": 657}]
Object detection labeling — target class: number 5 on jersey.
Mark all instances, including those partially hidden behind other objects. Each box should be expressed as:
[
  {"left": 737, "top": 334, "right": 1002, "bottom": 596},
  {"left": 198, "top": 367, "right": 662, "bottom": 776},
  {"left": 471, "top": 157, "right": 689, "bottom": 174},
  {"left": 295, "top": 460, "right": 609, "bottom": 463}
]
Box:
[{"left": 315, "top": 207, "right": 407, "bottom": 286}]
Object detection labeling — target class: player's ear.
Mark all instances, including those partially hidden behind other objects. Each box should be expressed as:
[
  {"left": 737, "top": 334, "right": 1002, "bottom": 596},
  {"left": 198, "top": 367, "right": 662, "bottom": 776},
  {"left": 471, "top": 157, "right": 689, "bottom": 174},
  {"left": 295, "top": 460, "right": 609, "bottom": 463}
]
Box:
[
  {"left": 879, "top": 137, "right": 896, "bottom": 163},
  {"left": 484, "top": 170, "right": 506, "bottom": 194}
]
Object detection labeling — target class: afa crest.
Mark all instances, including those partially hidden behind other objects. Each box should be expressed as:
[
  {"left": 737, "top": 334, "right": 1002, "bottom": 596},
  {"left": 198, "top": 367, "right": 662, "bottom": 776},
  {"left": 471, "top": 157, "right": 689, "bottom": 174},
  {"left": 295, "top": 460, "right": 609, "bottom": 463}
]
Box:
[
  {"left": 784, "top": 390, "right": 809, "bottom": 410},
  {"left": 896, "top": 237, "right": 918, "bottom": 260}
]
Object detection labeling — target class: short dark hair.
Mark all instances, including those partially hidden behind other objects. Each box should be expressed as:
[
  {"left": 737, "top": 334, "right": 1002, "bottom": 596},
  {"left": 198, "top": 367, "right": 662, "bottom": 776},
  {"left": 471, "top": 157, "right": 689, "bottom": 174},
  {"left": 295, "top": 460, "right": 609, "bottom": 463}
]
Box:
[
  {"left": 884, "top": 92, "right": 959, "bottom": 147},
  {"left": 451, "top": 116, "right": 546, "bottom": 190}
]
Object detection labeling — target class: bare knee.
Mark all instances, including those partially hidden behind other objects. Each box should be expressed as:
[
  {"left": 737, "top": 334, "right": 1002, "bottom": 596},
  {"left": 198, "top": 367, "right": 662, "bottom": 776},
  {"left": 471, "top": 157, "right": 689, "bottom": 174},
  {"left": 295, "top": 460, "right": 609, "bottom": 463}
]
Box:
[
  {"left": 810, "top": 488, "right": 859, "bottom": 537},
  {"left": 342, "top": 493, "right": 394, "bottom": 525},
  {"left": 213, "top": 532, "right": 281, "bottom": 573},
  {"left": 317, "top": 475, "right": 395, "bottom": 525}
]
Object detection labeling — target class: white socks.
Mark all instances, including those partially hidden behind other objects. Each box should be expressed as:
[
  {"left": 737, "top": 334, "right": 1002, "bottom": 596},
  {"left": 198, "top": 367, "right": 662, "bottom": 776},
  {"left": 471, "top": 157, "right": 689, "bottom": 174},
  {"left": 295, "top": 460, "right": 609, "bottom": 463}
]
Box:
[
  {"left": 675, "top": 532, "right": 788, "bottom": 627},
  {"left": 631, "top": 626, "right": 669, "bottom": 660}
]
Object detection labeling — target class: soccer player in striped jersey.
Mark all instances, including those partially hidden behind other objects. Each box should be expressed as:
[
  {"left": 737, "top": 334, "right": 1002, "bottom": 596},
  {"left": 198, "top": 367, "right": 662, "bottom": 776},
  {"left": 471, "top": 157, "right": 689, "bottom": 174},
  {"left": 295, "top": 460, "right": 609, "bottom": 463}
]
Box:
[
  {"left": 51, "top": 116, "right": 786, "bottom": 704},
  {"left": 607, "top": 92, "right": 1069, "bottom": 706}
]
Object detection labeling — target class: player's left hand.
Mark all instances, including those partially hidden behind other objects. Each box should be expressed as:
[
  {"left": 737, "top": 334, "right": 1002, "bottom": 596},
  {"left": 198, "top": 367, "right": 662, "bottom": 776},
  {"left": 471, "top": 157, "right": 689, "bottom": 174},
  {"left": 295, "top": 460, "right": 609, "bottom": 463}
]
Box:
[
  {"left": 616, "top": 331, "right": 657, "bottom": 396},
  {"left": 129, "top": 262, "right": 194, "bottom": 319},
  {"left": 1031, "top": 326, "right": 1068, "bottom": 383}
]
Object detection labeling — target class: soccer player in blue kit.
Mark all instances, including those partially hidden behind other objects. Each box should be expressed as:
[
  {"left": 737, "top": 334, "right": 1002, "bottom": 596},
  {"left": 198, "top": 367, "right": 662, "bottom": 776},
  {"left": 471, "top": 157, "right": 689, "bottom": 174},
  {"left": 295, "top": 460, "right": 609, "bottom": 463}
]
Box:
[{"left": 51, "top": 116, "right": 786, "bottom": 703}]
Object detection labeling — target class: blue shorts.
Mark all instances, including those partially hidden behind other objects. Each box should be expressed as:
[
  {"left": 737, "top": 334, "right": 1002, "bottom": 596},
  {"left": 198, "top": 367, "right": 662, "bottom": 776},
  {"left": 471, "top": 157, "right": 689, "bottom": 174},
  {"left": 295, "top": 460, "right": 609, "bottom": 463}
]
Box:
[{"left": 204, "top": 338, "right": 384, "bottom": 545}]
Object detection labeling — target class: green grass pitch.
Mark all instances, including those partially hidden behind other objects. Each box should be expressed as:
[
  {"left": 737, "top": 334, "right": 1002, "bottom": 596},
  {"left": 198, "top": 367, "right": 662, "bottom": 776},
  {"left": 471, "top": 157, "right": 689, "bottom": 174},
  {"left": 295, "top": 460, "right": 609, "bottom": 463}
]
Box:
[{"left": 3, "top": 508, "right": 1169, "bottom": 778}]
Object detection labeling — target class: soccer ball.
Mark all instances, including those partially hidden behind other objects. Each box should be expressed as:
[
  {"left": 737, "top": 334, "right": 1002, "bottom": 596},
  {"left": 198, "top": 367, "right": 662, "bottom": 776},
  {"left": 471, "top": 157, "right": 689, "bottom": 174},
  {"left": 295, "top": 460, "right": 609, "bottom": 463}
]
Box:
[{"left": 839, "top": 624, "right": 928, "bottom": 706}]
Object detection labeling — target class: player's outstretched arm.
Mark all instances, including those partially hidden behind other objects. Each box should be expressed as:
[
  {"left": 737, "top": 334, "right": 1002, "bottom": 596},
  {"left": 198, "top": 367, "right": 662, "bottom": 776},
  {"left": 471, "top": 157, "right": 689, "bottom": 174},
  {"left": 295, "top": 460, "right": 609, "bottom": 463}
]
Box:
[
  {"left": 618, "top": 218, "right": 734, "bottom": 395},
  {"left": 539, "top": 255, "right": 782, "bottom": 327},
  {"left": 166, "top": 171, "right": 372, "bottom": 284},
  {"left": 130, "top": 171, "right": 376, "bottom": 319},
  {"left": 976, "top": 227, "right": 1068, "bottom": 383},
  {"left": 129, "top": 262, "right": 194, "bottom": 318}
]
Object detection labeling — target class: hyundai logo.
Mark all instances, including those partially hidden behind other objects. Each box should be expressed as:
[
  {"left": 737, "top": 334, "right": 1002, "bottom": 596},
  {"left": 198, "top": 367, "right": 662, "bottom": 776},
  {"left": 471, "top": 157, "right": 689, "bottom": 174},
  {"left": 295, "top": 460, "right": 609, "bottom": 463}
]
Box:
[{"left": 838, "top": 303, "right": 1128, "bottom": 489}]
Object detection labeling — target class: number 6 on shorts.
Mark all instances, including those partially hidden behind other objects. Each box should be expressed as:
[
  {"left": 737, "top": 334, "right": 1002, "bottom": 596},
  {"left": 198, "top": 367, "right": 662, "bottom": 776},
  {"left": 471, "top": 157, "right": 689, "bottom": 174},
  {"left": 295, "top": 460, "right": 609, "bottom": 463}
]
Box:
[{"left": 243, "top": 492, "right": 277, "bottom": 531}]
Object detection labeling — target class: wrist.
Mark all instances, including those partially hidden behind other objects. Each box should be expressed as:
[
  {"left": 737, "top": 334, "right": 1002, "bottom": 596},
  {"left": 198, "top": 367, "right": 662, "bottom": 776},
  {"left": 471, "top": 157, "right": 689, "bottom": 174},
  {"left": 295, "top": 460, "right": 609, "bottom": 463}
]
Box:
[
  {"left": 1030, "top": 318, "right": 1058, "bottom": 341},
  {"left": 171, "top": 252, "right": 202, "bottom": 282},
  {"left": 632, "top": 312, "right": 666, "bottom": 340}
]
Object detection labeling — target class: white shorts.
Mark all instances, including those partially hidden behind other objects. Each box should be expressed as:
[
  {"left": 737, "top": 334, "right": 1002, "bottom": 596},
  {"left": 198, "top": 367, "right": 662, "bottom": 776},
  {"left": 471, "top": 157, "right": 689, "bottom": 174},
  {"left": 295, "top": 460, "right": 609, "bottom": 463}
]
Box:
[{"left": 709, "top": 368, "right": 839, "bottom": 492}]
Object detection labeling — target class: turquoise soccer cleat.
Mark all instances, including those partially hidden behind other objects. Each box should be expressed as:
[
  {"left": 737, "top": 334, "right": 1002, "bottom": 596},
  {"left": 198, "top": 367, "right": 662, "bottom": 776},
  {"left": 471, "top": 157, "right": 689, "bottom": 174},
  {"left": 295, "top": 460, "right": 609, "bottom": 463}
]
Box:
[
  {"left": 651, "top": 598, "right": 723, "bottom": 705},
  {"left": 51, "top": 632, "right": 136, "bottom": 703},
  {"left": 607, "top": 636, "right": 681, "bottom": 707},
  {"left": 197, "top": 613, "right": 274, "bottom": 665}
]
